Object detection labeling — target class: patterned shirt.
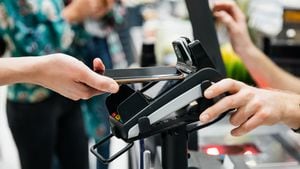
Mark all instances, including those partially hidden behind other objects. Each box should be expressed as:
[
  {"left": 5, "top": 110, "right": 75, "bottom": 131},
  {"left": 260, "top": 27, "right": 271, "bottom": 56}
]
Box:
[
  {"left": 0, "top": 0, "right": 127, "bottom": 139},
  {"left": 0, "top": 0, "right": 89, "bottom": 103}
]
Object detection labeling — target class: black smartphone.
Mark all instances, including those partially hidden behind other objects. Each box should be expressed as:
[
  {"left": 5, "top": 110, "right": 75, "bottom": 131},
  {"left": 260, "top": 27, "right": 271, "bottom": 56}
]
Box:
[{"left": 104, "top": 66, "right": 185, "bottom": 84}]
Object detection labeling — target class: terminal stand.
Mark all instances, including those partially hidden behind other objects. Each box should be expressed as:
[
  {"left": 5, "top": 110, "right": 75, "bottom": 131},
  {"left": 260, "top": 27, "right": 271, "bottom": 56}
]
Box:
[
  {"left": 161, "top": 126, "right": 188, "bottom": 169},
  {"left": 90, "top": 37, "right": 230, "bottom": 169}
]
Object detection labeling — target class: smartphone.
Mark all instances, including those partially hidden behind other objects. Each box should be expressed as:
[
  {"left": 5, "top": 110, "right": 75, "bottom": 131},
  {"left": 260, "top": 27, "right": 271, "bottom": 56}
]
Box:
[{"left": 104, "top": 66, "right": 185, "bottom": 84}]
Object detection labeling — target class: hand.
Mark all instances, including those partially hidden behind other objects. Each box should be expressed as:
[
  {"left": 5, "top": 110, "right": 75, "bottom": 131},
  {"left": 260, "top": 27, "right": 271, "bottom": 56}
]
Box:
[
  {"left": 90, "top": 0, "right": 115, "bottom": 19},
  {"left": 33, "top": 54, "right": 119, "bottom": 100},
  {"left": 63, "top": 0, "right": 115, "bottom": 23},
  {"left": 213, "top": 1, "right": 254, "bottom": 56},
  {"left": 199, "top": 78, "right": 300, "bottom": 136}
]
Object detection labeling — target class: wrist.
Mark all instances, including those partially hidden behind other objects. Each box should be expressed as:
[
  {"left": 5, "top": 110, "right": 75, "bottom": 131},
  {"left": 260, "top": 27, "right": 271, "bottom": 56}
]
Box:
[
  {"left": 25, "top": 56, "right": 49, "bottom": 85},
  {"left": 281, "top": 92, "right": 300, "bottom": 129},
  {"left": 234, "top": 38, "right": 256, "bottom": 58}
]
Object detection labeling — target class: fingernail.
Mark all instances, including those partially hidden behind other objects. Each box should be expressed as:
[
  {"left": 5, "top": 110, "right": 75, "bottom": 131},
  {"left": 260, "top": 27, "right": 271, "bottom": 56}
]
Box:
[
  {"left": 204, "top": 90, "right": 213, "bottom": 98},
  {"left": 109, "top": 84, "right": 119, "bottom": 93},
  {"left": 200, "top": 114, "right": 209, "bottom": 123},
  {"left": 232, "top": 130, "right": 244, "bottom": 137},
  {"left": 238, "top": 131, "right": 245, "bottom": 136}
]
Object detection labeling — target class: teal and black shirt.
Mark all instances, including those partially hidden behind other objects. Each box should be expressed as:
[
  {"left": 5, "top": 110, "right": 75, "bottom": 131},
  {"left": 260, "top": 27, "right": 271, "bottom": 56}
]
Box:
[
  {"left": 0, "top": 0, "right": 89, "bottom": 103},
  {"left": 0, "top": 0, "right": 126, "bottom": 140}
]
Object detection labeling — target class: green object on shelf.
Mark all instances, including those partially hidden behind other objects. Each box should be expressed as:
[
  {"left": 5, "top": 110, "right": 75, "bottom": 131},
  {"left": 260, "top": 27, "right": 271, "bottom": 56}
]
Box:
[{"left": 221, "top": 43, "right": 254, "bottom": 85}]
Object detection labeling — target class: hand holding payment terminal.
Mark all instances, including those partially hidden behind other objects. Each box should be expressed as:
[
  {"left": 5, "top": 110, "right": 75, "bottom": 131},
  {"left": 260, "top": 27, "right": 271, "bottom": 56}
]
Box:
[{"left": 91, "top": 37, "right": 230, "bottom": 164}]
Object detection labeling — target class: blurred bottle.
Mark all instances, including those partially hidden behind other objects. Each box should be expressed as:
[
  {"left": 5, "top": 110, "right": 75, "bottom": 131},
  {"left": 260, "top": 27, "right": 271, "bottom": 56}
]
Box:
[{"left": 140, "top": 43, "right": 157, "bottom": 67}]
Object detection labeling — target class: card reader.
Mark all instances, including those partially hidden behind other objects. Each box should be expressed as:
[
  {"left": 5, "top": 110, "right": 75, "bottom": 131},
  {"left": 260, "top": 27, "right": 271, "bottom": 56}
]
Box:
[{"left": 90, "top": 37, "right": 230, "bottom": 164}]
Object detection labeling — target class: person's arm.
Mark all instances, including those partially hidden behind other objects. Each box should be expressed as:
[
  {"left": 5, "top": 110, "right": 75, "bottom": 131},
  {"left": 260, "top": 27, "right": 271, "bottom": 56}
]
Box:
[
  {"left": 0, "top": 53, "right": 119, "bottom": 100},
  {"left": 213, "top": 1, "right": 300, "bottom": 93},
  {"left": 62, "top": 0, "right": 115, "bottom": 23},
  {"left": 199, "top": 78, "right": 300, "bottom": 136}
]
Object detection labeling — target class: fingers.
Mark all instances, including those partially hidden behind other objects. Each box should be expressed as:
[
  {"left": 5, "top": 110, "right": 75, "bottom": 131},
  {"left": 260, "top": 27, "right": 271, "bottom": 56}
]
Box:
[
  {"left": 200, "top": 79, "right": 250, "bottom": 123},
  {"left": 229, "top": 107, "right": 248, "bottom": 126},
  {"left": 93, "top": 58, "right": 105, "bottom": 74},
  {"left": 204, "top": 78, "right": 244, "bottom": 99},
  {"left": 80, "top": 67, "right": 119, "bottom": 94},
  {"left": 231, "top": 113, "right": 264, "bottom": 136},
  {"left": 90, "top": 58, "right": 119, "bottom": 93},
  {"left": 214, "top": 11, "right": 237, "bottom": 32},
  {"left": 200, "top": 88, "right": 247, "bottom": 123},
  {"left": 229, "top": 99, "right": 260, "bottom": 126},
  {"left": 77, "top": 83, "right": 107, "bottom": 99},
  {"left": 67, "top": 82, "right": 106, "bottom": 100},
  {"left": 213, "top": 1, "right": 245, "bottom": 22}
]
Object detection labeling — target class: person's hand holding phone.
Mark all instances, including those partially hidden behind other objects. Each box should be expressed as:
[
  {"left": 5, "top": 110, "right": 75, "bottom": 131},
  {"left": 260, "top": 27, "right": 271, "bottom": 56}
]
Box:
[{"left": 31, "top": 54, "right": 119, "bottom": 100}]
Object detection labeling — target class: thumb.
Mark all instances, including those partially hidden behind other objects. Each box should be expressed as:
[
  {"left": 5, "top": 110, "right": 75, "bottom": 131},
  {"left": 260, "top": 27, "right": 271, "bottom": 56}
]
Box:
[{"left": 93, "top": 58, "right": 105, "bottom": 74}]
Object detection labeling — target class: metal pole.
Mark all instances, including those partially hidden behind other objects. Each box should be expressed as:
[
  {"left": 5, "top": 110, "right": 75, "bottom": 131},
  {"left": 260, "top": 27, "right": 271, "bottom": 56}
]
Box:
[{"left": 161, "top": 126, "right": 188, "bottom": 169}]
